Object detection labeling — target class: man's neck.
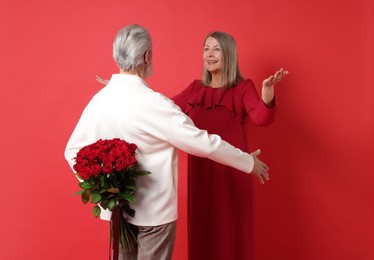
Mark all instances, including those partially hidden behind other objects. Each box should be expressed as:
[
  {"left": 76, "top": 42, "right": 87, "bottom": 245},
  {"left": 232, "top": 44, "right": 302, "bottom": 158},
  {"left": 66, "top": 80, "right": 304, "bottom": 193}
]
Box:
[{"left": 119, "top": 68, "right": 146, "bottom": 79}]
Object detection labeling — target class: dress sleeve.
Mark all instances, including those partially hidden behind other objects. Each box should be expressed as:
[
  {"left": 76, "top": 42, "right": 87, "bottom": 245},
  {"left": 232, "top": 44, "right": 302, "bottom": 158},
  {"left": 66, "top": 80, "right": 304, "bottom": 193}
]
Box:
[
  {"left": 170, "top": 81, "right": 195, "bottom": 113},
  {"left": 241, "top": 79, "right": 277, "bottom": 126}
]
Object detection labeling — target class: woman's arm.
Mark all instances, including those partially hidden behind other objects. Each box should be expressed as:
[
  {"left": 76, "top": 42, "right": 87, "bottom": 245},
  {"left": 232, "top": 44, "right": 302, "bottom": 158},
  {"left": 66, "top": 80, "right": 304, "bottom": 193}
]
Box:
[{"left": 170, "top": 81, "right": 196, "bottom": 113}]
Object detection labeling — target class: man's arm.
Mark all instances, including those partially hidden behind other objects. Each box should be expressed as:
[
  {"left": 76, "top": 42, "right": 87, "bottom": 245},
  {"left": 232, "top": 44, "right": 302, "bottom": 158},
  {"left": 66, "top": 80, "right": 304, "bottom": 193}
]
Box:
[{"left": 168, "top": 110, "right": 269, "bottom": 181}]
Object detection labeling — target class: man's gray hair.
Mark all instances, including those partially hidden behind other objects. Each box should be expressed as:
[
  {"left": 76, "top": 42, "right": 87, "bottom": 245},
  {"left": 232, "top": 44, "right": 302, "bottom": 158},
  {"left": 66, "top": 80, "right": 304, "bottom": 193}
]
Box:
[{"left": 113, "top": 24, "right": 152, "bottom": 71}]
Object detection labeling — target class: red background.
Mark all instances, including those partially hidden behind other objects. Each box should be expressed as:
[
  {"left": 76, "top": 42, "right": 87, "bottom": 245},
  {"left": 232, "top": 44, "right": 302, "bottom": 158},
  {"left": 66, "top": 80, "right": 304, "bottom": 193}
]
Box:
[{"left": 1, "top": 0, "right": 373, "bottom": 259}]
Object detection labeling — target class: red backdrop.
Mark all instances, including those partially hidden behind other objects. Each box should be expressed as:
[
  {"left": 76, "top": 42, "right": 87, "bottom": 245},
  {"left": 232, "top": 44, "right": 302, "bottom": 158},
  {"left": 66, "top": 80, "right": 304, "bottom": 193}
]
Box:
[{"left": 0, "top": 0, "right": 373, "bottom": 259}]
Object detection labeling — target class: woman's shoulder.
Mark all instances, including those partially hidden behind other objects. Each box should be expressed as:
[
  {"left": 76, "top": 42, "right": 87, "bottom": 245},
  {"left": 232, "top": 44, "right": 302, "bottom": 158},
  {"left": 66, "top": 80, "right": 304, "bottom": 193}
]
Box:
[
  {"left": 189, "top": 79, "right": 204, "bottom": 88},
  {"left": 235, "top": 78, "right": 255, "bottom": 88},
  {"left": 183, "top": 79, "right": 204, "bottom": 94},
  {"left": 231, "top": 78, "right": 257, "bottom": 96}
]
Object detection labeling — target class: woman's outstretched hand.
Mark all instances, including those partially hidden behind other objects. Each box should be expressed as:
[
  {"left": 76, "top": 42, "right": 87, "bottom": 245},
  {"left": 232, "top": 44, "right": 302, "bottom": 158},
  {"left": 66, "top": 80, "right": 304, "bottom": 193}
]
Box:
[
  {"left": 262, "top": 68, "right": 289, "bottom": 106},
  {"left": 262, "top": 68, "right": 288, "bottom": 88},
  {"left": 250, "top": 149, "right": 270, "bottom": 184}
]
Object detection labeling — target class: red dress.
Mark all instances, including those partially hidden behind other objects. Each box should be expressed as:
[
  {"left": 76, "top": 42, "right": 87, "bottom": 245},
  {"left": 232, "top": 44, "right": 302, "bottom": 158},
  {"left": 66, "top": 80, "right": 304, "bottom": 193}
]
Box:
[{"left": 172, "top": 79, "right": 276, "bottom": 260}]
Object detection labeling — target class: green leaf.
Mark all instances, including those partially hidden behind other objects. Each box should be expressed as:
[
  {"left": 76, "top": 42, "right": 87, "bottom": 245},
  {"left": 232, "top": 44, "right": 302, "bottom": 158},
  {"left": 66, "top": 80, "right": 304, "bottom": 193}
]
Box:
[
  {"left": 100, "top": 175, "right": 106, "bottom": 186},
  {"left": 79, "top": 181, "right": 93, "bottom": 190},
  {"left": 124, "top": 204, "right": 136, "bottom": 217},
  {"left": 73, "top": 190, "right": 85, "bottom": 196},
  {"left": 120, "top": 193, "right": 135, "bottom": 203},
  {"left": 99, "top": 198, "right": 109, "bottom": 209},
  {"left": 91, "top": 193, "right": 102, "bottom": 204},
  {"left": 125, "top": 185, "right": 136, "bottom": 191},
  {"left": 92, "top": 206, "right": 101, "bottom": 218},
  {"left": 107, "top": 187, "right": 120, "bottom": 193},
  {"left": 136, "top": 170, "right": 151, "bottom": 176},
  {"left": 107, "top": 199, "right": 117, "bottom": 211},
  {"left": 106, "top": 194, "right": 115, "bottom": 199},
  {"left": 81, "top": 190, "right": 90, "bottom": 204}
]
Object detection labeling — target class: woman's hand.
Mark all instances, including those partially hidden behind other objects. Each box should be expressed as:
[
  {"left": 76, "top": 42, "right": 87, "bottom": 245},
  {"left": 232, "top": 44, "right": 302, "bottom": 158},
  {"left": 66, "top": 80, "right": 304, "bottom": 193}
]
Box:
[
  {"left": 262, "top": 68, "right": 289, "bottom": 106},
  {"left": 96, "top": 75, "right": 109, "bottom": 85},
  {"left": 263, "top": 68, "right": 288, "bottom": 88},
  {"left": 250, "top": 149, "right": 270, "bottom": 184}
]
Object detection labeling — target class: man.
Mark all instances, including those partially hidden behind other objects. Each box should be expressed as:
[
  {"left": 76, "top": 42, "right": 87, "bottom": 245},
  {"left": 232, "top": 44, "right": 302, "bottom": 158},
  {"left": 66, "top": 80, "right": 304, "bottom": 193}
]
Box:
[{"left": 65, "top": 24, "right": 269, "bottom": 260}]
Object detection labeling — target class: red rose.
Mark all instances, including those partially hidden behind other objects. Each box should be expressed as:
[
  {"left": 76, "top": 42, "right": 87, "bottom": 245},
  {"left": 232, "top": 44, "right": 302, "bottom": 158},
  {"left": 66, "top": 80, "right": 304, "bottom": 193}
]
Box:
[
  {"left": 115, "top": 158, "right": 127, "bottom": 172},
  {"left": 126, "top": 156, "right": 137, "bottom": 167},
  {"left": 98, "top": 151, "right": 106, "bottom": 161},
  {"left": 103, "top": 154, "right": 115, "bottom": 164},
  {"left": 102, "top": 163, "right": 113, "bottom": 174},
  {"left": 95, "top": 139, "right": 104, "bottom": 146},
  {"left": 112, "top": 138, "right": 123, "bottom": 147},
  {"left": 88, "top": 149, "right": 100, "bottom": 161},
  {"left": 107, "top": 140, "right": 116, "bottom": 150},
  {"left": 111, "top": 148, "right": 122, "bottom": 158},
  {"left": 90, "top": 163, "right": 102, "bottom": 175},
  {"left": 73, "top": 159, "right": 87, "bottom": 172},
  {"left": 99, "top": 144, "right": 108, "bottom": 153},
  {"left": 78, "top": 166, "right": 92, "bottom": 180},
  {"left": 128, "top": 143, "right": 137, "bottom": 154},
  {"left": 77, "top": 147, "right": 90, "bottom": 158}
]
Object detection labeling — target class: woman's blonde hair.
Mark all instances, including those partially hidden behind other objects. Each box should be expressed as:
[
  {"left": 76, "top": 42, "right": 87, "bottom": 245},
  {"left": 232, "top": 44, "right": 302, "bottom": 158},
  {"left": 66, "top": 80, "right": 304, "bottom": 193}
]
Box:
[{"left": 202, "top": 32, "right": 243, "bottom": 88}]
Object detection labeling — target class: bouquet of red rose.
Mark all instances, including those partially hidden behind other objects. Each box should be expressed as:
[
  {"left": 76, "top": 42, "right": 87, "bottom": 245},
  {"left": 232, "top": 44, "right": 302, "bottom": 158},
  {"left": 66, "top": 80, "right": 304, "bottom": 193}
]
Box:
[{"left": 73, "top": 138, "right": 150, "bottom": 255}]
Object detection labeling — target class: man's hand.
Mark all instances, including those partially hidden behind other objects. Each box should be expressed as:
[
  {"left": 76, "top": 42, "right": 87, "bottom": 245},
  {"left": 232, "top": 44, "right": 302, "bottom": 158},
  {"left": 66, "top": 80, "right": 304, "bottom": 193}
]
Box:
[
  {"left": 96, "top": 75, "right": 109, "bottom": 85},
  {"left": 250, "top": 149, "right": 270, "bottom": 184}
]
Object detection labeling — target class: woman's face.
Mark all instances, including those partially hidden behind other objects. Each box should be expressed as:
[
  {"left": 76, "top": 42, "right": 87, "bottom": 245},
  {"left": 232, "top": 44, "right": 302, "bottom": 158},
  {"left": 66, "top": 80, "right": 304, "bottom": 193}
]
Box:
[{"left": 203, "top": 36, "right": 222, "bottom": 74}]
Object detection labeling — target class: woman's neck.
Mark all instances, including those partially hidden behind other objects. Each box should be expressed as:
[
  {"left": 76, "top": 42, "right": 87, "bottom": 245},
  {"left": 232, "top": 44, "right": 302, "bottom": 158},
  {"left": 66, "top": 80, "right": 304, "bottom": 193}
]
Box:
[{"left": 209, "top": 73, "right": 223, "bottom": 88}]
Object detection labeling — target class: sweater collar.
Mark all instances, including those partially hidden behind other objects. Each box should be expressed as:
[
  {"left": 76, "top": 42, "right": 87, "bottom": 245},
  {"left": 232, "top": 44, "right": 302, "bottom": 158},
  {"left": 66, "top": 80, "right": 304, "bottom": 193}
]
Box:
[{"left": 108, "top": 74, "right": 149, "bottom": 88}]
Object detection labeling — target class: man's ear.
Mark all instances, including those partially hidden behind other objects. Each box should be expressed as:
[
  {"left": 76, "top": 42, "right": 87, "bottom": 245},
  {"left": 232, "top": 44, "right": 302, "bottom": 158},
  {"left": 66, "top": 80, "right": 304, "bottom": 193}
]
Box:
[{"left": 144, "top": 50, "right": 152, "bottom": 64}]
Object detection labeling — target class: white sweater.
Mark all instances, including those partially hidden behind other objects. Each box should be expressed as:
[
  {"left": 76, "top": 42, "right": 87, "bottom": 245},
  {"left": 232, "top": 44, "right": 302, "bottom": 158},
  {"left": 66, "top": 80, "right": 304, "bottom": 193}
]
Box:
[{"left": 65, "top": 74, "right": 254, "bottom": 226}]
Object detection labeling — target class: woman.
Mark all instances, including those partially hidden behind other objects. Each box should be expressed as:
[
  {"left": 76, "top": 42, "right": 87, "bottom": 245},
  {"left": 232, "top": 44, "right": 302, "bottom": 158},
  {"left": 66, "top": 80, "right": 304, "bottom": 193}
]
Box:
[{"left": 171, "top": 32, "right": 288, "bottom": 259}]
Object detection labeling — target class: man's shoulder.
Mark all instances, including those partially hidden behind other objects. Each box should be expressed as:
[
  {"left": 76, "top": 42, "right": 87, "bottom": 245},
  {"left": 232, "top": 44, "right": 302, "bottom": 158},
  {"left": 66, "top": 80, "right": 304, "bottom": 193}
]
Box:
[{"left": 148, "top": 90, "right": 176, "bottom": 108}]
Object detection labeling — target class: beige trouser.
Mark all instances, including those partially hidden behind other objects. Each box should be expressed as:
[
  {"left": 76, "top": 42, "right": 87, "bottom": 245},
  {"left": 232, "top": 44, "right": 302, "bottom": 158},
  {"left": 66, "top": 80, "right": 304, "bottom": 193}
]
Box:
[{"left": 115, "top": 221, "right": 177, "bottom": 260}]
